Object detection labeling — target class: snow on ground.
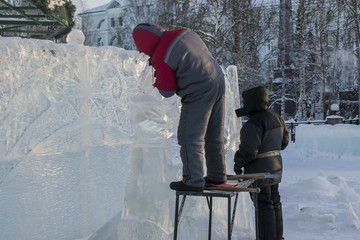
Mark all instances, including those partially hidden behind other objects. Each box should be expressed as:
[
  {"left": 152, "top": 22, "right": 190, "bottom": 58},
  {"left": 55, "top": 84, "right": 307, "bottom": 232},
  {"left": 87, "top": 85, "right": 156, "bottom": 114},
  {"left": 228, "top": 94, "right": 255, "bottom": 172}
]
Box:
[
  {"left": 281, "top": 124, "right": 360, "bottom": 240},
  {"left": 0, "top": 36, "right": 359, "bottom": 240}
]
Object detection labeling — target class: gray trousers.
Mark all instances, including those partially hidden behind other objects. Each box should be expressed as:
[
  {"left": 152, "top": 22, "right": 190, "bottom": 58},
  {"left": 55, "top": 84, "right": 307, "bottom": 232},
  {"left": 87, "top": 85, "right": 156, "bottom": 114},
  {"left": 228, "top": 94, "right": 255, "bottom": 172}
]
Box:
[{"left": 177, "top": 78, "right": 226, "bottom": 187}]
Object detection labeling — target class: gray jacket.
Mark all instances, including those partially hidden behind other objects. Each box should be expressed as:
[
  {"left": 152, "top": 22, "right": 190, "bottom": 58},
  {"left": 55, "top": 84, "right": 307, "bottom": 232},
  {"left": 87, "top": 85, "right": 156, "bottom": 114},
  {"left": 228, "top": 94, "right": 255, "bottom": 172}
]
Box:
[{"left": 161, "top": 30, "right": 224, "bottom": 102}]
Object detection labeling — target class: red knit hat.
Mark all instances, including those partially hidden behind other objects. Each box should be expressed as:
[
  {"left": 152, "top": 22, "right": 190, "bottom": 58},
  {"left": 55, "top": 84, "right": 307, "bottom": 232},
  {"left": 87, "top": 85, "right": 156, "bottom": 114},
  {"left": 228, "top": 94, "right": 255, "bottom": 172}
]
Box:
[{"left": 132, "top": 23, "right": 166, "bottom": 56}]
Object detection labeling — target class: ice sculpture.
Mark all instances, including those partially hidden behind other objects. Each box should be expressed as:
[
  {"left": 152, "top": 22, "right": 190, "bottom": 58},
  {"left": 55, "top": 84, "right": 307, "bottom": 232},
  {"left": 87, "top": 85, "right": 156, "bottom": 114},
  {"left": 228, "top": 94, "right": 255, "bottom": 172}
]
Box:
[
  {"left": 66, "top": 29, "right": 86, "bottom": 45},
  {"left": 0, "top": 36, "right": 253, "bottom": 240},
  {"left": 118, "top": 94, "right": 174, "bottom": 239},
  {"left": 0, "top": 37, "right": 147, "bottom": 239}
]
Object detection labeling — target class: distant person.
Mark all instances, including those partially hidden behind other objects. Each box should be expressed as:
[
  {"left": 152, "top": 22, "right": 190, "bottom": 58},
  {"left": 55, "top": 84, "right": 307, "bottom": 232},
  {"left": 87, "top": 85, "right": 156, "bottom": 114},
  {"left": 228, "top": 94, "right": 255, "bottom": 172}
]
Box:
[
  {"left": 132, "top": 23, "right": 227, "bottom": 192},
  {"left": 233, "top": 86, "right": 289, "bottom": 240}
]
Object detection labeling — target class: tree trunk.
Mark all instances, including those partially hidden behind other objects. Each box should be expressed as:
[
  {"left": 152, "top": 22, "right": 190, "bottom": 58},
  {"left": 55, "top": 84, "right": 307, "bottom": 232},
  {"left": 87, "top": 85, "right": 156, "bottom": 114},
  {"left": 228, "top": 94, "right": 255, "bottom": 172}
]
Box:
[
  {"left": 296, "top": 0, "right": 307, "bottom": 121},
  {"left": 354, "top": 3, "right": 360, "bottom": 119},
  {"left": 352, "top": 1, "right": 360, "bottom": 118},
  {"left": 317, "top": 0, "right": 326, "bottom": 120},
  {"left": 278, "top": 0, "right": 293, "bottom": 118},
  {"left": 345, "top": 0, "right": 360, "bottom": 118}
]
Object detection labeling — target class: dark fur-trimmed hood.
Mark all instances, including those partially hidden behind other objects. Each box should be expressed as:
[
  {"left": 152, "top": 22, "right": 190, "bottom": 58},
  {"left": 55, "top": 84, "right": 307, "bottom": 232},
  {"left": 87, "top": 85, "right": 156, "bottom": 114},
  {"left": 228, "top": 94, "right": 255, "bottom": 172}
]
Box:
[{"left": 235, "top": 86, "right": 268, "bottom": 117}]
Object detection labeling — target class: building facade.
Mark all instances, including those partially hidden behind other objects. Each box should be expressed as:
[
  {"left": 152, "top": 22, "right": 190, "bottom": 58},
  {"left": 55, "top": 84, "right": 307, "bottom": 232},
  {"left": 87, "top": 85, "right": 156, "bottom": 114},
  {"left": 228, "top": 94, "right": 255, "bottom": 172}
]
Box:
[{"left": 78, "top": 0, "right": 156, "bottom": 49}]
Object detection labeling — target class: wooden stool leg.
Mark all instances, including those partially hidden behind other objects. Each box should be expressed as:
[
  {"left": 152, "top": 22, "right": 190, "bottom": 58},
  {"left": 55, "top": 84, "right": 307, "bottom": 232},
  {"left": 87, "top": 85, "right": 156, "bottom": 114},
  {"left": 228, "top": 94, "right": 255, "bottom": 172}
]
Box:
[
  {"left": 174, "top": 194, "right": 179, "bottom": 240},
  {"left": 209, "top": 196, "right": 213, "bottom": 240},
  {"left": 230, "top": 193, "right": 239, "bottom": 237},
  {"left": 206, "top": 196, "right": 213, "bottom": 240},
  {"left": 228, "top": 196, "right": 231, "bottom": 239},
  {"left": 254, "top": 192, "right": 259, "bottom": 240}
]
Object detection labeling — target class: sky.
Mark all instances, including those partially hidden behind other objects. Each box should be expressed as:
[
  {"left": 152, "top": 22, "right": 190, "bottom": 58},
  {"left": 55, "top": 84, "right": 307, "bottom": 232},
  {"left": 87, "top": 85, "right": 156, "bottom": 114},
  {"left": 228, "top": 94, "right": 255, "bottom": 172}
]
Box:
[{"left": 73, "top": 0, "right": 108, "bottom": 12}]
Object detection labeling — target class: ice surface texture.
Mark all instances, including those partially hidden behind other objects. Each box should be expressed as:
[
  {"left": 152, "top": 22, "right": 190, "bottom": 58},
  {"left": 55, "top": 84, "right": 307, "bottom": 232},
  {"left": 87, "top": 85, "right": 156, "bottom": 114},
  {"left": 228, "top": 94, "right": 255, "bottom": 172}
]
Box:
[{"left": 0, "top": 37, "right": 246, "bottom": 240}]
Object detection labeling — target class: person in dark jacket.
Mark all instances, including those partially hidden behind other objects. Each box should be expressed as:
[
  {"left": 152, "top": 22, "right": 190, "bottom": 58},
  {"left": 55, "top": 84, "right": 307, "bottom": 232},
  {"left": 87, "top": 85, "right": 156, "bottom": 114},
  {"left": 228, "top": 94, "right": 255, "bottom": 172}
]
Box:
[
  {"left": 234, "top": 86, "right": 289, "bottom": 240},
  {"left": 132, "top": 23, "right": 227, "bottom": 192}
]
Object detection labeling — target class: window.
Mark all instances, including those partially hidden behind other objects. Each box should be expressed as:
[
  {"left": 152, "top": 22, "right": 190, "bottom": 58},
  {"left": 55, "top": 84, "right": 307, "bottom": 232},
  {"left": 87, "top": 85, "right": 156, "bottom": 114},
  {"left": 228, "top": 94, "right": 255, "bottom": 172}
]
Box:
[
  {"left": 97, "top": 19, "right": 105, "bottom": 29},
  {"left": 111, "top": 18, "right": 115, "bottom": 27},
  {"left": 137, "top": 6, "right": 144, "bottom": 16},
  {"left": 146, "top": 5, "right": 152, "bottom": 16},
  {"left": 110, "top": 36, "right": 117, "bottom": 46},
  {"left": 97, "top": 37, "right": 103, "bottom": 46},
  {"left": 118, "top": 17, "right": 123, "bottom": 26},
  {"left": 268, "top": 40, "right": 276, "bottom": 52},
  {"left": 268, "top": 60, "right": 276, "bottom": 72}
]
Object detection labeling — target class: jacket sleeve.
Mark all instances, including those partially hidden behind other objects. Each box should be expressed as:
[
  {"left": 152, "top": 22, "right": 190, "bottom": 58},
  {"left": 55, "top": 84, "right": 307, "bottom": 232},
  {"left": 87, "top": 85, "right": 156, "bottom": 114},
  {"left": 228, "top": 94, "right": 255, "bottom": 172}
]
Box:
[
  {"left": 152, "top": 61, "right": 176, "bottom": 98},
  {"left": 150, "top": 30, "right": 183, "bottom": 98},
  {"left": 234, "top": 123, "right": 262, "bottom": 173}
]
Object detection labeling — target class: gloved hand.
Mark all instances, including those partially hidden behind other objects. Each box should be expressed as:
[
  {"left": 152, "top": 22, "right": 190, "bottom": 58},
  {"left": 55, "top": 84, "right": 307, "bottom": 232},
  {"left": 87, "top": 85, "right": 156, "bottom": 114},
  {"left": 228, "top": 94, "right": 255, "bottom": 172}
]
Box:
[
  {"left": 233, "top": 150, "right": 244, "bottom": 175},
  {"left": 233, "top": 164, "right": 243, "bottom": 175}
]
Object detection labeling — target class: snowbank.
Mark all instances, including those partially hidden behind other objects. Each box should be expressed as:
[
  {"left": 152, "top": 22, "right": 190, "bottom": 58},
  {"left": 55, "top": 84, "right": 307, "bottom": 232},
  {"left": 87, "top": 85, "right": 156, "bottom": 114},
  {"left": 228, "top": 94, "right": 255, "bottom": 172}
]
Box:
[
  {"left": 281, "top": 124, "right": 360, "bottom": 240},
  {"left": 294, "top": 124, "right": 360, "bottom": 156}
]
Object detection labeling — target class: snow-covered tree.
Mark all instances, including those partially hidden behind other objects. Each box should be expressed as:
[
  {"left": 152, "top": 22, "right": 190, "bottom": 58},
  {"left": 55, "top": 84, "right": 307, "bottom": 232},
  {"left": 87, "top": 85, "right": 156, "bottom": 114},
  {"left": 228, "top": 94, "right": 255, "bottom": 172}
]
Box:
[{"left": 78, "top": 0, "right": 360, "bottom": 119}]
